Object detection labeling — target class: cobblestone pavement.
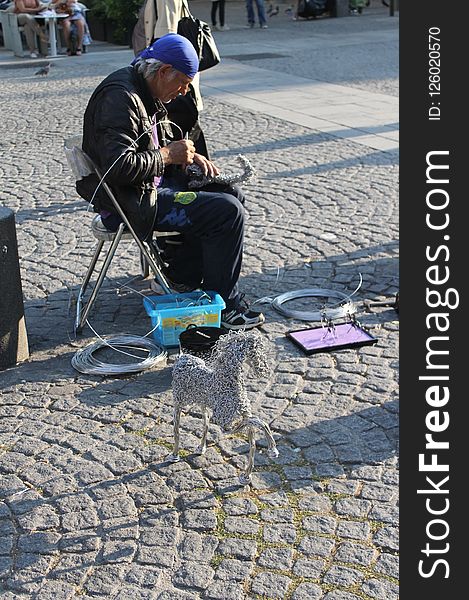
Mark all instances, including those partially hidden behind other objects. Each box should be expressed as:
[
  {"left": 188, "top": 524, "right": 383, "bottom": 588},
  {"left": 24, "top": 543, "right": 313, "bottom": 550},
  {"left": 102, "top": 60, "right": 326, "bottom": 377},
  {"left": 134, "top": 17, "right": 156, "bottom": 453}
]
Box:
[
  {"left": 196, "top": 0, "right": 399, "bottom": 98},
  {"left": 0, "top": 3, "right": 399, "bottom": 599}
]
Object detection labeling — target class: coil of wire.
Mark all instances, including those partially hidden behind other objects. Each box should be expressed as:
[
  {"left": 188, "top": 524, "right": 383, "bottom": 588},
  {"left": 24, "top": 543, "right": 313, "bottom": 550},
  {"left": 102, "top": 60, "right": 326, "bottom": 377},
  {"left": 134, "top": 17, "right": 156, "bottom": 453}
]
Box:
[
  {"left": 71, "top": 335, "right": 167, "bottom": 376},
  {"left": 269, "top": 288, "right": 357, "bottom": 321}
]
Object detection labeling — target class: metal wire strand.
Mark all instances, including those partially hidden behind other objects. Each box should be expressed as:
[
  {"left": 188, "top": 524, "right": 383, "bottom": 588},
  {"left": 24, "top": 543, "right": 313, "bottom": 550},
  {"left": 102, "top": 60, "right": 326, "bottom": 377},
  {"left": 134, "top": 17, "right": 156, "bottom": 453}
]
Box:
[
  {"left": 71, "top": 335, "right": 167, "bottom": 376},
  {"left": 253, "top": 275, "right": 363, "bottom": 322},
  {"left": 271, "top": 288, "right": 356, "bottom": 321}
]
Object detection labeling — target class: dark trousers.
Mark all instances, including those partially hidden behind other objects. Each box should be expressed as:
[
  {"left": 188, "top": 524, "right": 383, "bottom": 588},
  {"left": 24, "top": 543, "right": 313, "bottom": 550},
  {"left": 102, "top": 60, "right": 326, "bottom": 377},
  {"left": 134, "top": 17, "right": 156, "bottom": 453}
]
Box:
[
  {"left": 101, "top": 179, "right": 246, "bottom": 310},
  {"left": 211, "top": 0, "right": 226, "bottom": 26},
  {"left": 155, "top": 181, "right": 245, "bottom": 311}
]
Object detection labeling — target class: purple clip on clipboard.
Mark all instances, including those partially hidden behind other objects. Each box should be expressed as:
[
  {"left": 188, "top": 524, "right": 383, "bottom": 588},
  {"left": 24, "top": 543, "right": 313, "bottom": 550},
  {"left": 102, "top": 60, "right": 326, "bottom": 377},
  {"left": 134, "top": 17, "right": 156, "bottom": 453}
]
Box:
[{"left": 286, "top": 322, "right": 377, "bottom": 355}]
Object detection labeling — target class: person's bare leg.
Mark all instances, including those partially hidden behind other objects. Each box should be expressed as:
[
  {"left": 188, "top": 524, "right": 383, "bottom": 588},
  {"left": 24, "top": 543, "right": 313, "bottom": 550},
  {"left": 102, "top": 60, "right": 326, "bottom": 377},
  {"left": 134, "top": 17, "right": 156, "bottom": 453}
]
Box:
[
  {"left": 62, "top": 19, "right": 71, "bottom": 53},
  {"left": 17, "top": 15, "right": 37, "bottom": 53},
  {"left": 76, "top": 19, "right": 85, "bottom": 53}
]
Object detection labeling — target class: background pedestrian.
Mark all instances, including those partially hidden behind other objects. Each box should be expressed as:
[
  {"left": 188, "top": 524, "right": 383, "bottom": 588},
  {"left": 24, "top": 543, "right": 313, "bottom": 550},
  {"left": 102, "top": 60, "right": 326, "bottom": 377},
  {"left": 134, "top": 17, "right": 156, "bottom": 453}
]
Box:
[
  {"left": 211, "top": 0, "right": 229, "bottom": 31},
  {"left": 245, "top": 0, "right": 268, "bottom": 28}
]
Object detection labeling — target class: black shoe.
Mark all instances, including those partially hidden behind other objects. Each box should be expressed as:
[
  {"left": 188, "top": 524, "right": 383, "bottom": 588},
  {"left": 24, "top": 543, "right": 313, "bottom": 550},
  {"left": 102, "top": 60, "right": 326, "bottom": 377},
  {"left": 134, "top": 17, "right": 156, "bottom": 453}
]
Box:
[
  {"left": 165, "top": 268, "right": 202, "bottom": 293},
  {"left": 221, "top": 294, "right": 265, "bottom": 330},
  {"left": 150, "top": 278, "right": 198, "bottom": 294}
]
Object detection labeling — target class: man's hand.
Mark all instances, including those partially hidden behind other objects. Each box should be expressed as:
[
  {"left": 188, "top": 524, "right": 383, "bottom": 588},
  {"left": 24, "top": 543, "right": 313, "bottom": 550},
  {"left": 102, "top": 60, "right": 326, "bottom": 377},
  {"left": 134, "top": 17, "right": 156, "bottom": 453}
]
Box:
[
  {"left": 193, "top": 154, "right": 220, "bottom": 179},
  {"left": 160, "top": 140, "right": 195, "bottom": 166}
]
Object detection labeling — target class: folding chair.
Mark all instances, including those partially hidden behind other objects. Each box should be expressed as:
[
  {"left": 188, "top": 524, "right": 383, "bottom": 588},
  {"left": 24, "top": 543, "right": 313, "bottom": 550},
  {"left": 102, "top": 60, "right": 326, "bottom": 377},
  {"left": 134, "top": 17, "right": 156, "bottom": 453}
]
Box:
[{"left": 64, "top": 136, "right": 176, "bottom": 334}]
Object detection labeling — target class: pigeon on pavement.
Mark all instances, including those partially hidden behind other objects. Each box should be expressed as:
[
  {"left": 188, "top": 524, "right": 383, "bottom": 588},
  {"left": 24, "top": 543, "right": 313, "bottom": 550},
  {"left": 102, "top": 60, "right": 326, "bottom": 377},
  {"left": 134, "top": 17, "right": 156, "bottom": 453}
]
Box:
[
  {"left": 35, "top": 63, "right": 51, "bottom": 76},
  {"left": 269, "top": 5, "right": 279, "bottom": 16}
]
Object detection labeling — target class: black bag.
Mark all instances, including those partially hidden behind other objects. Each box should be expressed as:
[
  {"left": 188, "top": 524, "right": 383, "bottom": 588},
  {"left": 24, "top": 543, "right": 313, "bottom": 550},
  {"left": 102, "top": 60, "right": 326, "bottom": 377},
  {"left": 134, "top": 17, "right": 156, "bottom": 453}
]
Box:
[
  {"left": 179, "top": 325, "right": 226, "bottom": 360},
  {"left": 297, "top": 0, "right": 328, "bottom": 18},
  {"left": 178, "top": 1, "right": 220, "bottom": 72}
]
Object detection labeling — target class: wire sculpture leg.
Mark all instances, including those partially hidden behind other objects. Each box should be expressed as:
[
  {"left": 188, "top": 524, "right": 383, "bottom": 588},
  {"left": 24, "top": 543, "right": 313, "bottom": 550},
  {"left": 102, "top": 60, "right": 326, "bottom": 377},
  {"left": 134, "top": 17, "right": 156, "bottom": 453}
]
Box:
[
  {"left": 239, "top": 426, "right": 257, "bottom": 485},
  {"left": 196, "top": 408, "right": 210, "bottom": 455},
  {"left": 170, "top": 406, "right": 182, "bottom": 462},
  {"left": 247, "top": 416, "right": 279, "bottom": 459}
]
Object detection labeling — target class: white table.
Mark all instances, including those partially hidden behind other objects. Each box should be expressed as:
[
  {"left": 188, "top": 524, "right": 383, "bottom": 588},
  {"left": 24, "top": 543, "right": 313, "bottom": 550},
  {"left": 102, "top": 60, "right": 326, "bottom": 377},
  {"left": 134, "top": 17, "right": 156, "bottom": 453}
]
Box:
[{"left": 35, "top": 10, "right": 67, "bottom": 58}]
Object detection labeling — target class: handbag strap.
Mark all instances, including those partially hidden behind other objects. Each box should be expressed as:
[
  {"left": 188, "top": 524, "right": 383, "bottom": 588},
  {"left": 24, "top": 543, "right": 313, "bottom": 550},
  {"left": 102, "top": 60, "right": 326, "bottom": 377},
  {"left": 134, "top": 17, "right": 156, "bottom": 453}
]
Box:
[{"left": 181, "top": 0, "right": 193, "bottom": 19}]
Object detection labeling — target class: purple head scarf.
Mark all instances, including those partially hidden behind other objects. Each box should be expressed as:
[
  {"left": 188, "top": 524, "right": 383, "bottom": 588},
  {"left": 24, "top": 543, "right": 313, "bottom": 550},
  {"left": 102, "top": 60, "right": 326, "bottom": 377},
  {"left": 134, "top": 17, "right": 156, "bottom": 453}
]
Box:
[{"left": 131, "top": 33, "right": 199, "bottom": 79}]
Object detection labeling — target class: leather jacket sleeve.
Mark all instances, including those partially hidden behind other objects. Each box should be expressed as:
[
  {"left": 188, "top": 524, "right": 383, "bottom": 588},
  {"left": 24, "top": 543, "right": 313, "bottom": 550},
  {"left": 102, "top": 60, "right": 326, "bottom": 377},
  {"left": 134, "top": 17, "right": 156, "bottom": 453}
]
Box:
[
  {"left": 91, "top": 85, "right": 164, "bottom": 186},
  {"left": 81, "top": 79, "right": 164, "bottom": 240}
]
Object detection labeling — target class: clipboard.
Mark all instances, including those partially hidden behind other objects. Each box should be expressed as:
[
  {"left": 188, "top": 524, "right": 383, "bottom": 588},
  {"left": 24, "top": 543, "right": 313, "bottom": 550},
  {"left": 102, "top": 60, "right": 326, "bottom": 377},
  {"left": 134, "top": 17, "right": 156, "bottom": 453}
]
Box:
[{"left": 286, "top": 321, "right": 377, "bottom": 355}]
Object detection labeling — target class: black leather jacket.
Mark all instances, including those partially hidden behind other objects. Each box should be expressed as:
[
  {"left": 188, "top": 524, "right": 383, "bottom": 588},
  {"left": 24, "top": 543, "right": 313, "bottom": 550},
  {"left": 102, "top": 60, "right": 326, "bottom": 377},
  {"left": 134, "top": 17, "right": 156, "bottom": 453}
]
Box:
[{"left": 78, "top": 66, "right": 167, "bottom": 240}]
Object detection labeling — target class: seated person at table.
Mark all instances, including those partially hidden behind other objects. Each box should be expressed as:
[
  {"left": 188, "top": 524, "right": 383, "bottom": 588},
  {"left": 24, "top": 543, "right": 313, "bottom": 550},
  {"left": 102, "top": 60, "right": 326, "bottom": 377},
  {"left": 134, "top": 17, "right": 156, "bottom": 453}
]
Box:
[
  {"left": 79, "top": 34, "right": 265, "bottom": 330},
  {"left": 50, "top": 0, "right": 85, "bottom": 55},
  {"left": 13, "top": 0, "right": 48, "bottom": 59}
]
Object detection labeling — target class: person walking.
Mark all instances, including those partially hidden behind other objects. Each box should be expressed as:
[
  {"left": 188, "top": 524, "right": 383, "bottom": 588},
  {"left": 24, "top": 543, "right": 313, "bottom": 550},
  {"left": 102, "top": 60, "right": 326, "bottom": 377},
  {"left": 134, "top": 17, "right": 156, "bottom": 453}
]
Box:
[
  {"left": 211, "top": 0, "right": 229, "bottom": 31},
  {"left": 245, "top": 0, "right": 268, "bottom": 28}
]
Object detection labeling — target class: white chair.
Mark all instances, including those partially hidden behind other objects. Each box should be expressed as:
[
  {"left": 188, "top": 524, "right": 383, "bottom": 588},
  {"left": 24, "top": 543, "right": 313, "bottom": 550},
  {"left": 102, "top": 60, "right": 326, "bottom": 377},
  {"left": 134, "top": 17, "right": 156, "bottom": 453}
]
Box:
[
  {"left": 0, "top": 6, "right": 48, "bottom": 57},
  {"left": 65, "top": 137, "right": 177, "bottom": 334},
  {"left": 1, "top": 9, "right": 28, "bottom": 57}
]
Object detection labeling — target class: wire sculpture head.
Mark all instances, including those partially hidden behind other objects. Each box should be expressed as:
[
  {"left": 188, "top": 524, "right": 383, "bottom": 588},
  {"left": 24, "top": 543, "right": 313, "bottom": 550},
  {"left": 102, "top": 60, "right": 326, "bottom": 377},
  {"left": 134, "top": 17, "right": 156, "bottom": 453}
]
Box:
[{"left": 211, "top": 329, "right": 271, "bottom": 377}]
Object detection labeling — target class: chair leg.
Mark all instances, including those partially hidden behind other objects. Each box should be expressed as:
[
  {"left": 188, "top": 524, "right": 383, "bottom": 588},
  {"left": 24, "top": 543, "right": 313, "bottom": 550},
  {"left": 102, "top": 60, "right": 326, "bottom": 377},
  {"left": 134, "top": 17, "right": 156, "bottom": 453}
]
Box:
[
  {"left": 141, "top": 239, "right": 172, "bottom": 294},
  {"left": 75, "top": 239, "right": 104, "bottom": 333},
  {"left": 140, "top": 250, "right": 150, "bottom": 279},
  {"left": 75, "top": 223, "right": 126, "bottom": 332},
  {"left": 99, "top": 179, "right": 172, "bottom": 294},
  {"left": 79, "top": 240, "right": 105, "bottom": 298}
]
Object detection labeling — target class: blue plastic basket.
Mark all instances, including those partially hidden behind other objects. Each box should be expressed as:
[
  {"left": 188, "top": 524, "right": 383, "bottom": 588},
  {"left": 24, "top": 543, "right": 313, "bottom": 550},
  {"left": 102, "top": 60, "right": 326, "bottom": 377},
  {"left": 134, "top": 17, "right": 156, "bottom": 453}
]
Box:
[{"left": 143, "top": 291, "right": 226, "bottom": 348}]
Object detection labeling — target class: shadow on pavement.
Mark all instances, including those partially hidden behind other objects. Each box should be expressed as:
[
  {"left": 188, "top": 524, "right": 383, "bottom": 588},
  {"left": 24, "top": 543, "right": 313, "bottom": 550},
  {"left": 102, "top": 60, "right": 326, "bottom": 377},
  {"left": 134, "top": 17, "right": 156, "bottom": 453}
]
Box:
[{"left": 212, "top": 130, "right": 399, "bottom": 168}]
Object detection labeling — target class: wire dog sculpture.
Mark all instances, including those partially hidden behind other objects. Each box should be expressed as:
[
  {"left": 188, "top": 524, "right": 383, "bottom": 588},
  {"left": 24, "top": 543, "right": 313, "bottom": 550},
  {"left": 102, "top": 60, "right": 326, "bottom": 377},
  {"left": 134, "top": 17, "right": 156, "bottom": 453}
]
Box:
[{"left": 170, "top": 330, "right": 279, "bottom": 484}]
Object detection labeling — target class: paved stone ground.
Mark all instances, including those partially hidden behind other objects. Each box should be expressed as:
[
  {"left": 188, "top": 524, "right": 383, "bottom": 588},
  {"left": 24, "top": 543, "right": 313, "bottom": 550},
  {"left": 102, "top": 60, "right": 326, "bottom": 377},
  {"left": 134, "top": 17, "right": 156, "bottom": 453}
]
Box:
[
  {"left": 196, "top": 0, "right": 399, "bottom": 97},
  {"left": 0, "top": 3, "right": 399, "bottom": 599}
]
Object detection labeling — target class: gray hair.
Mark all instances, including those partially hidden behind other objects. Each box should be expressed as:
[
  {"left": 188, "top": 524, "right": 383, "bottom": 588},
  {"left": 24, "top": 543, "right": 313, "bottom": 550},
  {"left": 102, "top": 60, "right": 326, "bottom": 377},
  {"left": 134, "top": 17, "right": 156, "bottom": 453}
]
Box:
[{"left": 133, "top": 57, "right": 177, "bottom": 80}]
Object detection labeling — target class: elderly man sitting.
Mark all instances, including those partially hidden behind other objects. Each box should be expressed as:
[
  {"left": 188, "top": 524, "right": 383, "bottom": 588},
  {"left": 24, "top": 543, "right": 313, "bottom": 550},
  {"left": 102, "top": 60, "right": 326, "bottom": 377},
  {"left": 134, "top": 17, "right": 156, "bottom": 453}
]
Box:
[{"left": 78, "top": 34, "right": 264, "bottom": 330}]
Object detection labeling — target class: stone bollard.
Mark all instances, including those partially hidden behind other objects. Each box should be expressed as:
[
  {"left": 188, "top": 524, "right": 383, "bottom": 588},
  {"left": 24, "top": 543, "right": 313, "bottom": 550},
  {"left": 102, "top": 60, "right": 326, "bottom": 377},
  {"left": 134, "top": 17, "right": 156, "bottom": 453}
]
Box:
[{"left": 0, "top": 207, "right": 29, "bottom": 371}]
